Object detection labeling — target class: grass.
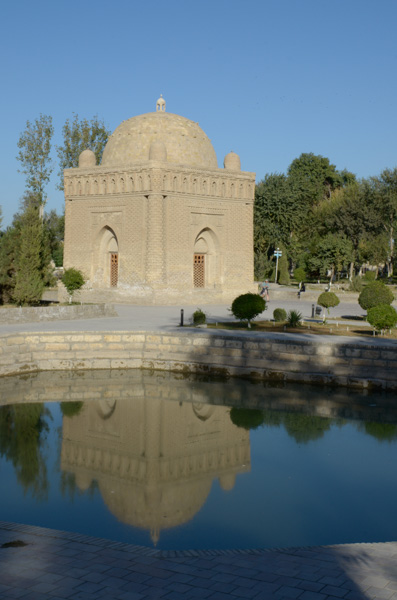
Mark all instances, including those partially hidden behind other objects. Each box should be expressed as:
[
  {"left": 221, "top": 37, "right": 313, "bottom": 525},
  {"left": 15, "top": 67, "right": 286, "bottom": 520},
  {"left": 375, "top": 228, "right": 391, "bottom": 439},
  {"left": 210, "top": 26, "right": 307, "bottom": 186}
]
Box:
[{"left": 205, "top": 320, "right": 397, "bottom": 339}]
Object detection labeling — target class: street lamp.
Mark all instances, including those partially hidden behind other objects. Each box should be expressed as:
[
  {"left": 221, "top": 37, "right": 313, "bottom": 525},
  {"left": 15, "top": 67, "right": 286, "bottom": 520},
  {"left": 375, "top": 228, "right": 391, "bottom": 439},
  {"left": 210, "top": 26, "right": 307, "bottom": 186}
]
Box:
[{"left": 274, "top": 248, "right": 282, "bottom": 283}]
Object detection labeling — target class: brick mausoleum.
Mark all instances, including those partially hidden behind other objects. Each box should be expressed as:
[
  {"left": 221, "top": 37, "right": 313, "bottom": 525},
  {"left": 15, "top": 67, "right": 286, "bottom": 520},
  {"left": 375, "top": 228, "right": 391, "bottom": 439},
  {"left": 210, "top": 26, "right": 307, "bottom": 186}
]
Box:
[{"left": 63, "top": 96, "right": 255, "bottom": 303}]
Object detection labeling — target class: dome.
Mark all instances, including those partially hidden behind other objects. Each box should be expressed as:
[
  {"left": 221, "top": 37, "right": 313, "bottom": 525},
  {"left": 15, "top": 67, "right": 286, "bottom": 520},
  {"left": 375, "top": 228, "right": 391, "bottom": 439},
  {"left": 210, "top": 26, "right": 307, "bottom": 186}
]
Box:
[
  {"left": 224, "top": 151, "right": 241, "bottom": 171},
  {"left": 78, "top": 148, "right": 96, "bottom": 168},
  {"left": 101, "top": 112, "right": 218, "bottom": 169},
  {"left": 149, "top": 140, "right": 167, "bottom": 162}
]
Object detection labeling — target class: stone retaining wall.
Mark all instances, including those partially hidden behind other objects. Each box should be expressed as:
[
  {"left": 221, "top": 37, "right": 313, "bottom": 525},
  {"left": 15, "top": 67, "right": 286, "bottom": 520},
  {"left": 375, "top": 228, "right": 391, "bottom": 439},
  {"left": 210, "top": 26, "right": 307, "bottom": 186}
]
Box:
[
  {"left": 0, "top": 330, "right": 396, "bottom": 390},
  {"left": 0, "top": 303, "right": 117, "bottom": 324}
]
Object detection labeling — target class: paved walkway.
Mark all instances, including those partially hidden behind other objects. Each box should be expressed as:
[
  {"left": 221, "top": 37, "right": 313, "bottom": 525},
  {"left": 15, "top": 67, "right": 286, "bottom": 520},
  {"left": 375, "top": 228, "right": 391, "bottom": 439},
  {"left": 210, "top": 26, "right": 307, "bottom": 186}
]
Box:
[{"left": 0, "top": 522, "right": 397, "bottom": 600}]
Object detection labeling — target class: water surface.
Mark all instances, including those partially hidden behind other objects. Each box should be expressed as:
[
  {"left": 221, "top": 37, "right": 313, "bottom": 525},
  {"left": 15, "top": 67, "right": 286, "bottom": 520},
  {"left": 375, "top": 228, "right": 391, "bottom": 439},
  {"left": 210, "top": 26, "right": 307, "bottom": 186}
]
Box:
[{"left": 0, "top": 370, "right": 396, "bottom": 550}]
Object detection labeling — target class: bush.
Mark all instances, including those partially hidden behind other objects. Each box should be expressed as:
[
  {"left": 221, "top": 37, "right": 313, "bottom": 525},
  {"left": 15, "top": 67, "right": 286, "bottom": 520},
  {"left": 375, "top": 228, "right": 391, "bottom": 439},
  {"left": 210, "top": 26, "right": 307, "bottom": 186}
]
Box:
[
  {"left": 367, "top": 304, "right": 397, "bottom": 332},
  {"left": 294, "top": 267, "right": 306, "bottom": 283},
  {"left": 286, "top": 310, "right": 302, "bottom": 327},
  {"left": 231, "top": 293, "right": 266, "bottom": 325},
  {"left": 62, "top": 268, "right": 85, "bottom": 303},
  {"left": 364, "top": 270, "right": 377, "bottom": 282},
  {"left": 358, "top": 281, "right": 394, "bottom": 311},
  {"left": 193, "top": 308, "right": 206, "bottom": 325},
  {"left": 60, "top": 402, "right": 84, "bottom": 418},
  {"left": 273, "top": 308, "right": 287, "bottom": 322},
  {"left": 349, "top": 275, "right": 363, "bottom": 292},
  {"left": 317, "top": 292, "right": 340, "bottom": 314}
]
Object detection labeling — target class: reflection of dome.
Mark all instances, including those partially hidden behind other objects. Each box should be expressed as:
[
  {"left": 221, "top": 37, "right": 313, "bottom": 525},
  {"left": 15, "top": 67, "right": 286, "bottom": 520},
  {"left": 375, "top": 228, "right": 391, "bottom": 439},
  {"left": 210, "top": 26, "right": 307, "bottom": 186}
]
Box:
[
  {"left": 78, "top": 148, "right": 96, "bottom": 168},
  {"left": 224, "top": 151, "right": 241, "bottom": 171},
  {"left": 101, "top": 112, "right": 218, "bottom": 169}
]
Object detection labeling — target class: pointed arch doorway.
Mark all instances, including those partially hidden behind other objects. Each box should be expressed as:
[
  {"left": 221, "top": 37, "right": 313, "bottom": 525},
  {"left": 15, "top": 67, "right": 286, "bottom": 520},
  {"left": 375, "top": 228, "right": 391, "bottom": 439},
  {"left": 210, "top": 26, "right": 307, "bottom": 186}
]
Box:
[
  {"left": 193, "top": 228, "right": 219, "bottom": 288},
  {"left": 95, "top": 226, "right": 119, "bottom": 288}
]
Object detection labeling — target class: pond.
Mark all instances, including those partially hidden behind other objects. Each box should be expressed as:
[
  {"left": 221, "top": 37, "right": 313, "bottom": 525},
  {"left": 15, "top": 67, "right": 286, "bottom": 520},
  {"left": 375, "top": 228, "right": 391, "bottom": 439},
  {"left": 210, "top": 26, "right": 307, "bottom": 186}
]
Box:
[{"left": 0, "top": 369, "right": 397, "bottom": 550}]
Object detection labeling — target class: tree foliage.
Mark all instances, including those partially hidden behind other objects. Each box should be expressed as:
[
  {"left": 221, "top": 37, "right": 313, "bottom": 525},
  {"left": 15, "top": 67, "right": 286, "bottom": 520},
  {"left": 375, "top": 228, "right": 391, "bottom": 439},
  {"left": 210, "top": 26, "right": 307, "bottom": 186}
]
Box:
[
  {"left": 231, "top": 293, "right": 266, "bottom": 325},
  {"left": 16, "top": 114, "right": 54, "bottom": 205},
  {"left": 317, "top": 292, "right": 340, "bottom": 313},
  {"left": 367, "top": 304, "right": 397, "bottom": 332},
  {"left": 358, "top": 281, "right": 395, "bottom": 311},
  {"left": 57, "top": 114, "right": 111, "bottom": 189},
  {"left": 12, "top": 204, "right": 52, "bottom": 305},
  {"left": 62, "top": 268, "right": 85, "bottom": 302}
]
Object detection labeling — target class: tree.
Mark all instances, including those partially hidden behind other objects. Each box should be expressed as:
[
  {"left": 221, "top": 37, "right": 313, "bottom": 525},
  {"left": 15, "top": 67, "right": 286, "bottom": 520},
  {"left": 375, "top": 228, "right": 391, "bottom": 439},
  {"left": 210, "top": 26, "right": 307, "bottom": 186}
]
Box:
[
  {"left": 13, "top": 205, "right": 52, "bottom": 305},
  {"left": 57, "top": 114, "right": 111, "bottom": 190},
  {"left": 62, "top": 268, "right": 85, "bottom": 303},
  {"left": 16, "top": 114, "right": 54, "bottom": 205},
  {"left": 358, "top": 281, "right": 395, "bottom": 311},
  {"left": 317, "top": 292, "right": 340, "bottom": 315},
  {"left": 287, "top": 153, "right": 343, "bottom": 204},
  {"left": 44, "top": 210, "right": 64, "bottom": 266},
  {"left": 231, "top": 293, "right": 266, "bottom": 327},
  {"left": 367, "top": 304, "right": 397, "bottom": 333},
  {"left": 307, "top": 233, "right": 353, "bottom": 280},
  {"left": 371, "top": 167, "right": 397, "bottom": 277}
]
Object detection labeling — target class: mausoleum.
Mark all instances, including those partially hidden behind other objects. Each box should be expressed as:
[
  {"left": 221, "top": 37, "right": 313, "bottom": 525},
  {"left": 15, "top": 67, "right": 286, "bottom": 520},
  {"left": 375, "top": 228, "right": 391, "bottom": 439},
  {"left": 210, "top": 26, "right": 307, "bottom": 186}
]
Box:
[{"left": 63, "top": 97, "right": 255, "bottom": 303}]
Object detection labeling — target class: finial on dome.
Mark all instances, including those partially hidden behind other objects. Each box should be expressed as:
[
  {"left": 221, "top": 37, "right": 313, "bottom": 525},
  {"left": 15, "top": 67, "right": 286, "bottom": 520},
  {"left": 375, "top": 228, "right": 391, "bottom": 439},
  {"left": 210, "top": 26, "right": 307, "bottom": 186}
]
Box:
[{"left": 156, "top": 94, "right": 166, "bottom": 112}]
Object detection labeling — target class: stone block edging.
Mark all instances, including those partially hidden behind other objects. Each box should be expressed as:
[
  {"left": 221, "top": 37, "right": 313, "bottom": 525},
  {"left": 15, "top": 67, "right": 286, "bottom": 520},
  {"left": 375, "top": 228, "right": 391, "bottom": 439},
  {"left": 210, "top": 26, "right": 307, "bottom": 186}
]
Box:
[
  {"left": 0, "top": 303, "right": 117, "bottom": 324},
  {"left": 1, "top": 329, "right": 397, "bottom": 390}
]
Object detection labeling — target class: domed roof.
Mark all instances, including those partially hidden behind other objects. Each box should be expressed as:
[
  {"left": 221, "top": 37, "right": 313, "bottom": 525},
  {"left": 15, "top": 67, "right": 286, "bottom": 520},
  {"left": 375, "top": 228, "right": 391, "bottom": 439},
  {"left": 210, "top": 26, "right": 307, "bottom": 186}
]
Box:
[
  {"left": 224, "top": 151, "right": 241, "bottom": 171},
  {"left": 101, "top": 111, "right": 218, "bottom": 169}
]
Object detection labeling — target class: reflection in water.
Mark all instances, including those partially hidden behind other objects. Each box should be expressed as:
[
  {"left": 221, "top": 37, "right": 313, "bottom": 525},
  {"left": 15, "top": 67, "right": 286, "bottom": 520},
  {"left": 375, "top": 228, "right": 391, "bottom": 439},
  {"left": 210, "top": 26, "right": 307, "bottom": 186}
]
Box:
[
  {"left": 61, "top": 397, "right": 250, "bottom": 545},
  {"left": 1, "top": 369, "right": 397, "bottom": 549}
]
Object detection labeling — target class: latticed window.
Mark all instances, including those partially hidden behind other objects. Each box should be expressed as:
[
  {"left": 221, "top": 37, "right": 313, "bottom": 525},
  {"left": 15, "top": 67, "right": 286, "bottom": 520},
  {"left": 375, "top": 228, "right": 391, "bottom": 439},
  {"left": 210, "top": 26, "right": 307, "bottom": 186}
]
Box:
[
  {"left": 110, "top": 253, "right": 118, "bottom": 287},
  {"left": 193, "top": 254, "right": 205, "bottom": 288}
]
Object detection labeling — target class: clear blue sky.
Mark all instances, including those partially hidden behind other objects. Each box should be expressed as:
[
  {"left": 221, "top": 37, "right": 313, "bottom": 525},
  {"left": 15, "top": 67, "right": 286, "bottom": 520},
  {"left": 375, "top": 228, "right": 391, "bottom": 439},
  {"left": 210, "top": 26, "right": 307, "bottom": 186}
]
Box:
[{"left": 1, "top": 0, "right": 396, "bottom": 226}]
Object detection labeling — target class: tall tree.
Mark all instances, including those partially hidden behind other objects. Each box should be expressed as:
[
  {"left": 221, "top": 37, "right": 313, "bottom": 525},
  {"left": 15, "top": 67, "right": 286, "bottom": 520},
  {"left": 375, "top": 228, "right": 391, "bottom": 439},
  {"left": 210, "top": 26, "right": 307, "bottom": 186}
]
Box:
[
  {"left": 16, "top": 114, "right": 54, "bottom": 205},
  {"left": 287, "top": 153, "right": 343, "bottom": 205},
  {"left": 13, "top": 204, "right": 52, "bottom": 305},
  {"left": 371, "top": 167, "right": 397, "bottom": 276},
  {"left": 56, "top": 114, "right": 110, "bottom": 189}
]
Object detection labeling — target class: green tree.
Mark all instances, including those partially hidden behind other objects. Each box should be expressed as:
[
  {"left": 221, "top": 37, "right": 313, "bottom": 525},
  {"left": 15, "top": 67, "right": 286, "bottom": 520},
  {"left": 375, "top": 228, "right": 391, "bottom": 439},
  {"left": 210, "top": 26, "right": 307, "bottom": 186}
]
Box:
[
  {"left": 13, "top": 205, "right": 52, "bottom": 305},
  {"left": 317, "top": 291, "right": 340, "bottom": 315},
  {"left": 367, "top": 304, "right": 397, "bottom": 332},
  {"left": 371, "top": 167, "right": 397, "bottom": 276},
  {"left": 62, "top": 268, "right": 85, "bottom": 303},
  {"left": 16, "top": 114, "right": 54, "bottom": 205},
  {"left": 358, "top": 281, "right": 395, "bottom": 311},
  {"left": 57, "top": 114, "right": 110, "bottom": 189},
  {"left": 44, "top": 210, "right": 64, "bottom": 266},
  {"left": 231, "top": 293, "right": 266, "bottom": 327},
  {"left": 287, "top": 153, "right": 343, "bottom": 204},
  {"left": 307, "top": 233, "right": 353, "bottom": 280}
]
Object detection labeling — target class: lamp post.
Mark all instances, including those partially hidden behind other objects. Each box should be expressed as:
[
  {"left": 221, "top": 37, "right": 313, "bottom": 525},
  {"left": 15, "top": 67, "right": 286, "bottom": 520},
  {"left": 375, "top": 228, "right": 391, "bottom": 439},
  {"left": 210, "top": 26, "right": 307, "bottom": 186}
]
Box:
[{"left": 274, "top": 248, "right": 282, "bottom": 283}]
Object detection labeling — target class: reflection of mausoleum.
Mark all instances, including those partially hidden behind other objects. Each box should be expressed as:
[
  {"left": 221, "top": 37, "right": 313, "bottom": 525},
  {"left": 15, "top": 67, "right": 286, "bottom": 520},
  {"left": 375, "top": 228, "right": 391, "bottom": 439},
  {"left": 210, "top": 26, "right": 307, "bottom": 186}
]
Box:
[
  {"left": 63, "top": 96, "right": 255, "bottom": 303},
  {"left": 61, "top": 396, "right": 250, "bottom": 544}
]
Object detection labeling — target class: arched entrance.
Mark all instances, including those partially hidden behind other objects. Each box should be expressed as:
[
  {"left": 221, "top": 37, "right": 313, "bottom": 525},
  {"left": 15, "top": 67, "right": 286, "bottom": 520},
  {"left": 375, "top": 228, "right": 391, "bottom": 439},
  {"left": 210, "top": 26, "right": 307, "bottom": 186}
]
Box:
[
  {"left": 193, "top": 228, "right": 219, "bottom": 288},
  {"left": 95, "top": 226, "right": 119, "bottom": 288}
]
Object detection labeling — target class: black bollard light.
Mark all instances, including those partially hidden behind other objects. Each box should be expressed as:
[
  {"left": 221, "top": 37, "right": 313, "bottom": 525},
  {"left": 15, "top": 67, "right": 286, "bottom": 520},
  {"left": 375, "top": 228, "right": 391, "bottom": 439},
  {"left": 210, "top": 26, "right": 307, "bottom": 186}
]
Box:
[
  {"left": 180, "top": 309, "right": 184, "bottom": 327},
  {"left": 311, "top": 303, "right": 315, "bottom": 318}
]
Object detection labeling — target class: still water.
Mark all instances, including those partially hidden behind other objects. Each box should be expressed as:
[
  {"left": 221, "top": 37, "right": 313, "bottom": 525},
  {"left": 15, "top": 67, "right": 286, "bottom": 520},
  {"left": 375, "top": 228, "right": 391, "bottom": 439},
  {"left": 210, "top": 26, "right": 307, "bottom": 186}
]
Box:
[{"left": 0, "top": 369, "right": 397, "bottom": 550}]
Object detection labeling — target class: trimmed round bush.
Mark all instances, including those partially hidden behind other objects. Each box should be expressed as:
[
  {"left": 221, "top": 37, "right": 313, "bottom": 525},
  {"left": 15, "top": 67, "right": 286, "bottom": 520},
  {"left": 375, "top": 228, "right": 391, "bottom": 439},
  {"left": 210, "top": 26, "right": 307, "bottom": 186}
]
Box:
[
  {"left": 61, "top": 268, "right": 85, "bottom": 302},
  {"left": 273, "top": 308, "right": 287, "bottom": 322},
  {"left": 367, "top": 304, "right": 397, "bottom": 332},
  {"left": 358, "top": 281, "right": 394, "bottom": 311},
  {"left": 193, "top": 308, "right": 206, "bottom": 325},
  {"left": 317, "top": 292, "right": 340, "bottom": 312},
  {"left": 231, "top": 293, "right": 266, "bottom": 324},
  {"left": 294, "top": 267, "right": 306, "bottom": 282},
  {"left": 364, "top": 270, "right": 377, "bottom": 282}
]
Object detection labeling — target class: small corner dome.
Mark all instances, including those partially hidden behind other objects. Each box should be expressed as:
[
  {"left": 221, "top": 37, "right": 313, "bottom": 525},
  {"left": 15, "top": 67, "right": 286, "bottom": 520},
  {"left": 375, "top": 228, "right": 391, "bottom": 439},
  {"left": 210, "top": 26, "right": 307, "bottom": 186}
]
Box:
[
  {"left": 156, "top": 94, "right": 166, "bottom": 112},
  {"left": 149, "top": 140, "right": 167, "bottom": 161},
  {"left": 78, "top": 148, "right": 96, "bottom": 168},
  {"left": 224, "top": 151, "right": 241, "bottom": 171}
]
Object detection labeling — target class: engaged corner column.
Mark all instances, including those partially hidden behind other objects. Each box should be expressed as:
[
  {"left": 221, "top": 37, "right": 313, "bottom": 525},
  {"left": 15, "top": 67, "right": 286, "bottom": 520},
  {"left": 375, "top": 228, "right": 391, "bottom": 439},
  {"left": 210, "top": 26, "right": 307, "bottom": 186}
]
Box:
[{"left": 145, "top": 194, "right": 166, "bottom": 285}]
